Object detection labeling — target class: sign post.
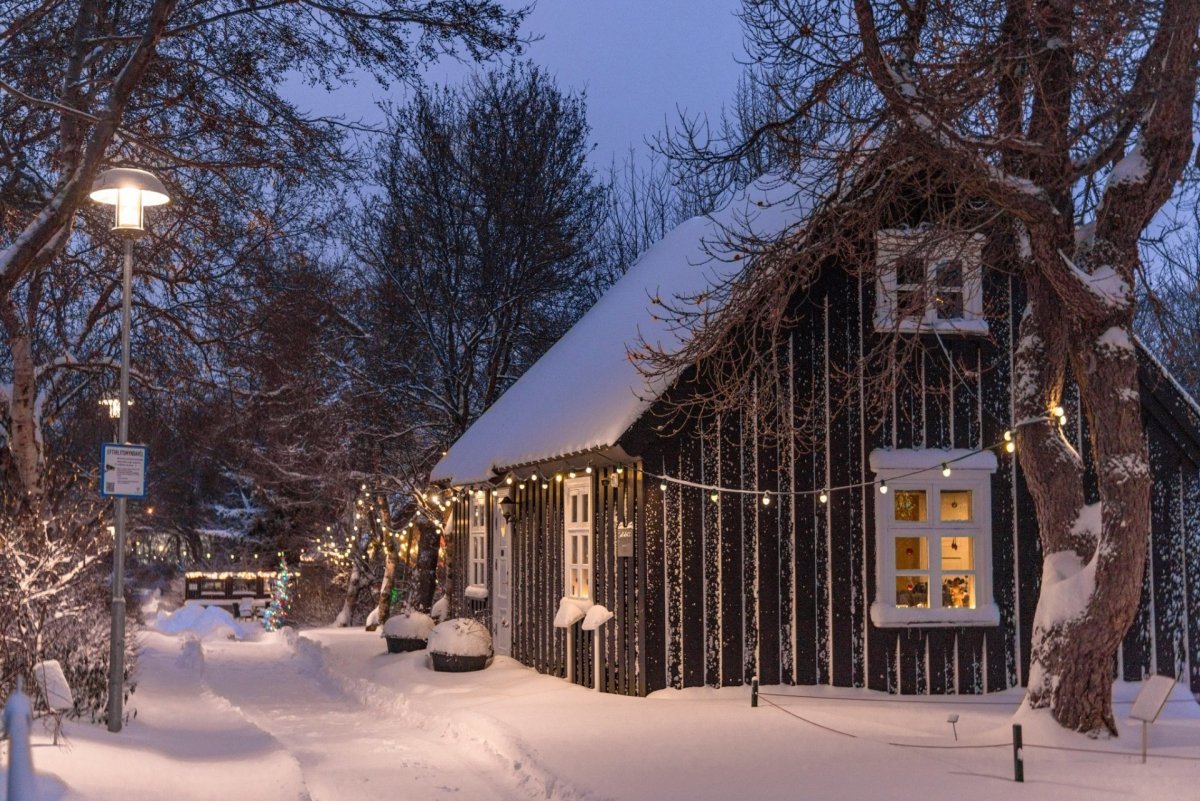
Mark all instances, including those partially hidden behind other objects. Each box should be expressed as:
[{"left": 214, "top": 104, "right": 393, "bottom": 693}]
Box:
[{"left": 1130, "top": 674, "right": 1176, "bottom": 763}]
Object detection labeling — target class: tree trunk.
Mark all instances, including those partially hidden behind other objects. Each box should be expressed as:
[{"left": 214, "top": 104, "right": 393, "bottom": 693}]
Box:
[
  {"left": 408, "top": 521, "right": 441, "bottom": 613},
  {"left": 371, "top": 495, "right": 399, "bottom": 629},
  {"left": 1, "top": 302, "right": 44, "bottom": 505}
]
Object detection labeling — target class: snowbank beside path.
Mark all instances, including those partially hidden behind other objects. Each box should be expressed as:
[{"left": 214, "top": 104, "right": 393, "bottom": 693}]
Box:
[{"left": 147, "top": 603, "right": 260, "bottom": 641}]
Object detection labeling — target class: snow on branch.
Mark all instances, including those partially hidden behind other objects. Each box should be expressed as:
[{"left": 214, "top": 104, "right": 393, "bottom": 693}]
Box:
[{"left": 1056, "top": 250, "right": 1131, "bottom": 310}]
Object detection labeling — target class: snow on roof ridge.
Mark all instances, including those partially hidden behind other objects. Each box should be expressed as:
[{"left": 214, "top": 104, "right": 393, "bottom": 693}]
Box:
[
  {"left": 431, "top": 175, "right": 810, "bottom": 486},
  {"left": 1134, "top": 334, "right": 1200, "bottom": 421}
]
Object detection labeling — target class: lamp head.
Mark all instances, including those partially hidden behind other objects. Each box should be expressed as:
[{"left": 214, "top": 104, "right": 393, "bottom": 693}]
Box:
[{"left": 89, "top": 168, "right": 170, "bottom": 233}]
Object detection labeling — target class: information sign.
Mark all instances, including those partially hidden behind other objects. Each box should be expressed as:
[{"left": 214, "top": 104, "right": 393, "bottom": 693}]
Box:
[{"left": 100, "top": 444, "right": 148, "bottom": 499}]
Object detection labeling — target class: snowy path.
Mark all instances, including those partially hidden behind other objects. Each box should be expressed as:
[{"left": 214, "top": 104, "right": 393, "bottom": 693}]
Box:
[
  {"left": 198, "top": 635, "right": 528, "bottom": 801},
  {"left": 19, "top": 624, "right": 1200, "bottom": 801}
]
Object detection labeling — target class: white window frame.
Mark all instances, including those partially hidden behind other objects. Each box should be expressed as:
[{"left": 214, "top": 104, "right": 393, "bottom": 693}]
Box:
[
  {"left": 874, "top": 230, "right": 988, "bottom": 335},
  {"left": 468, "top": 491, "right": 487, "bottom": 593},
  {"left": 563, "top": 476, "right": 593, "bottom": 601},
  {"left": 870, "top": 449, "right": 1000, "bottom": 628}
]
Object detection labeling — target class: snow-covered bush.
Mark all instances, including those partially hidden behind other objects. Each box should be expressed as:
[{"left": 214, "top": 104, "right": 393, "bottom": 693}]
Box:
[
  {"left": 427, "top": 618, "right": 492, "bottom": 657},
  {"left": 0, "top": 498, "right": 135, "bottom": 726},
  {"left": 382, "top": 611, "right": 436, "bottom": 640}
]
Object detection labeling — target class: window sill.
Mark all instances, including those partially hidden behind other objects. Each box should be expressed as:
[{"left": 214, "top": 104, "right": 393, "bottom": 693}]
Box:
[
  {"left": 873, "top": 316, "right": 990, "bottom": 336},
  {"left": 464, "top": 584, "right": 489, "bottom": 600},
  {"left": 870, "top": 601, "right": 1000, "bottom": 628}
]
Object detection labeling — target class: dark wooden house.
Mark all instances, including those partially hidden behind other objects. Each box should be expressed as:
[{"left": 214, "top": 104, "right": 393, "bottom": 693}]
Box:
[{"left": 431, "top": 177, "right": 1200, "bottom": 698}]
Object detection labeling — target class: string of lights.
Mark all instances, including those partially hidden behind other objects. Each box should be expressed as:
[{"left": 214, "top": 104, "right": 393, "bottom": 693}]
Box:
[{"left": 437, "top": 409, "right": 1068, "bottom": 506}]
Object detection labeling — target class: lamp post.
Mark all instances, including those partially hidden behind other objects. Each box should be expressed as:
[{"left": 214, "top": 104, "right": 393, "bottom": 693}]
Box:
[{"left": 89, "top": 167, "right": 169, "bottom": 733}]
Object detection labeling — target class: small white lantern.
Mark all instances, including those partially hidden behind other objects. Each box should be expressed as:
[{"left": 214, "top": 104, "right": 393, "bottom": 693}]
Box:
[{"left": 89, "top": 168, "right": 170, "bottom": 232}]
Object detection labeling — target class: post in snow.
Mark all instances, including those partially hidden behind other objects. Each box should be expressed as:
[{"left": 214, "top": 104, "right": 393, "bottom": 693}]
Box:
[{"left": 4, "top": 678, "right": 37, "bottom": 801}]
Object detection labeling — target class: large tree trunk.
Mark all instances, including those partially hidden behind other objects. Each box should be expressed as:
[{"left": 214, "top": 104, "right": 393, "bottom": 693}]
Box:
[{"left": 408, "top": 521, "right": 441, "bottom": 613}]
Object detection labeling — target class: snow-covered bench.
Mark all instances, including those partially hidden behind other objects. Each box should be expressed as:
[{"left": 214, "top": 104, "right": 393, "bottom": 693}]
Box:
[{"left": 31, "top": 660, "right": 72, "bottom": 745}]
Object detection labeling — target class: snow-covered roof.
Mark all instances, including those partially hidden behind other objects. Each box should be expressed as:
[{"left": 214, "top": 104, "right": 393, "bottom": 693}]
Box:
[{"left": 431, "top": 176, "right": 810, "bottom": 486}]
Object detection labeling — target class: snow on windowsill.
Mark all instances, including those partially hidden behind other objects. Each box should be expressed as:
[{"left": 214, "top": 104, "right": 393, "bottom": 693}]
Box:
[
  {"left": 465, "top": 584, "right": 489, "bottom": 600},
  {"left": 870, "top": 601, "right": 1000, "bottom": 628},
  {"left": 873, "top": 315, "right": 990, "bottom": 336},
  {"left": 554, "top": 596, "right": 592, "bottom": 628},
  {"left": 869, "top": 448, "right": 998, "bottom": 473}
]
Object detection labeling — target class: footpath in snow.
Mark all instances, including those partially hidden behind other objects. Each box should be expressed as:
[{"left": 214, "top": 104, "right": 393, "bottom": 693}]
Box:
[{"left": 7, "top": 619, "right": 1200, "bottom": 801}]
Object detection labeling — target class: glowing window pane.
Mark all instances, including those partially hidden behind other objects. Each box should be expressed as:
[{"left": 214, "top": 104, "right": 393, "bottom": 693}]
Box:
[
  {"left": 895, "top": 576, "right": 929, "bottom": 607},
  {"left": 940, "top": 537, "right": 973, "bottom": 570},
  {"left": 942, "top": 574, "right": 975, "bottom": 608},
  {"left": 894, "top": 490, "right": 927, "bottom": 522},
  {"left": 939, "top": 490, "right": 972, "bottom": 521},
  {"left": 895, "top": 536, "right": 927, "bottom": 570}
]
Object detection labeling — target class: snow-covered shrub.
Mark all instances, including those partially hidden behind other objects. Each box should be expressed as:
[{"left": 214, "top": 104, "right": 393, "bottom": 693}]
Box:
[
  {"left": 0, "top": 498, "right": 135, "bottom": 726},
  {"left": 427, "top": 618, "right": 492, "bottom": 657},
  {"left": 382, "top": 611, "right": 436, "bottom": 640}
]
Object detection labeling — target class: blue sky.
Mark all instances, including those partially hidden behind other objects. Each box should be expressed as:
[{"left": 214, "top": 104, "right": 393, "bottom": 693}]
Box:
[{"left": 289, "top": 1, "right": 747, "bottom": 170}]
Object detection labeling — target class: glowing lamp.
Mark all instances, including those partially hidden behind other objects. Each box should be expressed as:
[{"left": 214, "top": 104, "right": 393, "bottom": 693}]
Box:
[{"left": 89, "top": 168, "right": 169, "bottom": 233}]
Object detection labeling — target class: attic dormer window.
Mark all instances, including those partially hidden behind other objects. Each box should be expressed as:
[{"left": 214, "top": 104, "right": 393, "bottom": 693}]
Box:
[{"left": 875, "top": 230, "right": 987, "bottom": 335}]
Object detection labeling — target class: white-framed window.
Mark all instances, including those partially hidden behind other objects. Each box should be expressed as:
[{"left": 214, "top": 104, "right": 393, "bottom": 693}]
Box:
[
  {"left": 468, "top": 492, "right": 487, "bottom": 591},
  {"left": 564, "top": 477, "right": 592, "bottom": 600},
  {"left": 874, "top": 230, "right": 988, "bottom": 335},
  {"left": 869, "top": 449, "right": 1000, "bottom": 627}
]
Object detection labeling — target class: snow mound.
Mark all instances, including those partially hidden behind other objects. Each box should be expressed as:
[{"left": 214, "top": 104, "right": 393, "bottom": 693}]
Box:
[
  {"left": 430, "top": 596, "right": 449, "bottom": 621},
  {"left": 382, "top": 612, "right": 436, "bottom": 640},
  {"left": 428, "top": 618, "right": 492, "bottom": 657},
  {"left": 149, "top": 604, "right": 258, "bottom": 641}
]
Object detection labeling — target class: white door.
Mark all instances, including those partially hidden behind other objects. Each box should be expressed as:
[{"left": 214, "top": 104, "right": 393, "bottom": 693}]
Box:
[{"left": 492, "top": 493, "right": 512, "bottom": 655}]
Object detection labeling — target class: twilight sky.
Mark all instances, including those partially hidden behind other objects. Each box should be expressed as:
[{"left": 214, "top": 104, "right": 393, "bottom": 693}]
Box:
[{"left": 292, "top": 1, "right": 748, "bottom": 169}]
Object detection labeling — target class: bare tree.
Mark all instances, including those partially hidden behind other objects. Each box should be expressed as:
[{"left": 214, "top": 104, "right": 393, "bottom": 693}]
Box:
[
  {"left": 0, "top": 0, "right": 528, "bottom": 508},
  {"left": 649, "top": 0, "right": 1200, "bottom": 734}
]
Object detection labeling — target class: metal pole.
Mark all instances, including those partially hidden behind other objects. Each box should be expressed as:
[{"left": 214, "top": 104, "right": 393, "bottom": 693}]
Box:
[
  {"left": 1012, "top": 723, "right": 1024, "bottom": 782},
  {"left": 107, "top": 236, "right": 133, "bottom": 733}
]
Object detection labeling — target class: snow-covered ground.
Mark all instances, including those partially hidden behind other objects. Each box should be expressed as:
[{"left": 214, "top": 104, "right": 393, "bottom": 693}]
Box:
[{"left": 7, "top": 619, "right": 1200, "bottom": 801}]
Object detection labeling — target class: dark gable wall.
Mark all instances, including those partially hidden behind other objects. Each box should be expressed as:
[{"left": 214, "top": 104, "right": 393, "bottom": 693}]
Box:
[{"left": 618, "top": 254, "right": 1200, "bottom": 697}]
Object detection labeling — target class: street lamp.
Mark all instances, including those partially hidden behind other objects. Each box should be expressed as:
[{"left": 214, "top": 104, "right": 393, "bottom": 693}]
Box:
[{"left": 89, "top": 167, "right": 169, "bottom": 733}]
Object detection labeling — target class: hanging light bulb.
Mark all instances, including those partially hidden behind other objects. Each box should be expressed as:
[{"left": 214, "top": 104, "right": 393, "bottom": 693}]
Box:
[
  {"left": 506, "top": 476, "right": 514, "bottom": 485},
  {"left": 585, "top": 465, "right": 593, "bottom": 474},
  {"left": 568, "top": 470, "right": 576, "bottom": 479},
  {"left": 1052, "top": 405, "right": 1064, "bottom": 419},
  {"left": 1005, "top": 440, "right": 1016, "bottom": 453},
  {"left": 710, "top": 491, "right": 719, "bottom": 503},
  {"left": 819, "top": 490, "right": 828, "bottom": 504},
  {"left": 879, "top": 481, "right": 888, "bottom": 494},
  {"left": 519, "top": 483, "right": 526, "bottom": 490},
  {"left": 556, "top": 473, "right": 563, "bottom": 482},
  {"left": 1003, "top": 430, "right": 1013, "bottom": 442},
  {"left": 941, "top": 463, "right": 951, "bottom": 478},
  {"left": 529, "top": 472, "right": 538, "bottom": 481},
  {"left": 762, "top": 492, "right": 771, "bottom": 506},
  {"left": 660, "top": 482, "right": 668, "bottom": 491}
]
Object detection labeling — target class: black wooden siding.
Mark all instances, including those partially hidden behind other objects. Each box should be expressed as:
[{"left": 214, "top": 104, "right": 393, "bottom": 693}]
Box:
[{"left": 448, "top": 261, "right": 1200, "bottom": 698}]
